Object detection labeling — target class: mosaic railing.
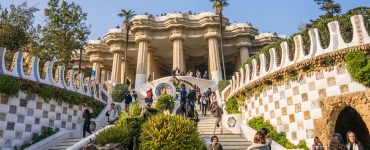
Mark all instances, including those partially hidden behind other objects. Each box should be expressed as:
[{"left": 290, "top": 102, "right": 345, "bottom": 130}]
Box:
[
  {"left": 223, "top": 15, "right": 370, "bottom": 100},
  {"left": 0, "top": 49, "right": 106, "bottom": 103}
]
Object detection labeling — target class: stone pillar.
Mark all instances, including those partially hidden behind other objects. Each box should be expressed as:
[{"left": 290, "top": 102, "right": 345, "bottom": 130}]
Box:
[
  {"left": 91, "top": 61, "right": 102, "bottom": 83},
  {"left": 108, "top": 42, "right": 124, "bottom": 84},
  {"left": 120, "top": 58, "right": 127, "bottom": 84},
  {"left": 205, "top": 27, "right": 222, "bottom": 81},
  {"left": 153, "top": 58, "right": 160, "bottom": 80},
  {"left": 239, "top": 47, "right": 249, "bottom": 64},
  {"left": 134, "top": 33, "right": 150, "bottom": 90},
  {"left": 170, "top": 29, "right": 186, "bottom": 71},
  {"left": 101, "top": 68, "right": 106, "bottom": 84},
  {"left": 146, "top": 49, "right": 154, "bottom": 81}
]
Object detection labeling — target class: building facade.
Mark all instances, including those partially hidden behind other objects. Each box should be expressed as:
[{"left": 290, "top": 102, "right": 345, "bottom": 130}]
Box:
[{"left": 74, "top": 12, "right": 280, "bottom": 88}]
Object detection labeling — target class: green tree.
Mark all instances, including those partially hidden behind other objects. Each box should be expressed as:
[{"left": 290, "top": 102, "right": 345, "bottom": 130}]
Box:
[
  {"left": 314, "top": 0, "right": 341, "bottom": 18},
  {"left": 0, "top": 2, "right": 39, "bottom": 51},
  {"left": 41, "top": 0, "right": 90, "bottom": 64},
  {"left": 118, "top": 9, "right": 135, "bottom": 84},
  {"left": 210, "top": 0, "right": 228, "bottom": 80}
]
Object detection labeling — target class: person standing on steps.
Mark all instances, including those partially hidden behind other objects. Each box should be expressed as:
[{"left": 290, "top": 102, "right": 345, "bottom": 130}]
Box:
[
  {"left": 106, "top": 103, "right": 118, "bottom": 125},
  {"left": 145, "top": 89, "right": 153, "bottom": 108},
  {"left": 208, "top": 135, "right": 223, "bottom": 150},
  {"left": 124, "top": 91, "right": 132, "bottom": 112},
  {"left": 201, "top": 92, "right": 208, "bottom": 116},
  {"left": 206, "top": 88, "right": 212, "bottom": 109},
  {"left": 132, "top": 90, "right": 138, "bottom": 102},
  {"left": 82, "top": 109, "right": 92, "bottom": 137},
  {"left": 211, "top": 102, "right": 223, "bottom": 135}
]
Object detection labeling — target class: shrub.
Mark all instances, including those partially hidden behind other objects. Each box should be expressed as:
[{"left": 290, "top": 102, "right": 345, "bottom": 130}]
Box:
[
  {"left": 225, "top": 98, "right": 240, "bottom": 114},
  {"left": 0, "top": 74, "right": 19, "bottom": 96},
  {"left": 37, "top": 86, "right": 54, "bottom": 100},
  {"left": 139, "top": 114, "right": 205, "bottom": 150},
  {"left": 95, "top": 126, "right": 132, "bottom": 147},
  {"left": 112, "top": 84, "right": 128, "bottom": 102},
  {"left": 17, "top": 127, "right": 55, "bottom": 150},
  {"left": 248, "top": 116, "right": 309, "bottom": 150},
  {"left": 345, "top": 50, "right": 370, "bottom": 87},
  {"left": 218, "top": 80, "right": 230, "bottom": 92},
  {"left": 155, "top": 94, "right": 174, "bottom": 112}
]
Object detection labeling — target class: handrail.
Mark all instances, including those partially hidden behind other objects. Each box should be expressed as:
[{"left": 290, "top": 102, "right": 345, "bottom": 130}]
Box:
[
  {"left": 25, "top": 129, "right": 73, "bottom": 150},
  {"left": 67, "top": 125, "right": 115, "bottom": 150}
]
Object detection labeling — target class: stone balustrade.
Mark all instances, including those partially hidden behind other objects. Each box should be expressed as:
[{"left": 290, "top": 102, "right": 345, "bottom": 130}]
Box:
[
  {"left": 224, "top": 15, "right": 370, "bottom": 101},
  {"left": 0, "top": 49, "right": 107, "bottom": 104}
]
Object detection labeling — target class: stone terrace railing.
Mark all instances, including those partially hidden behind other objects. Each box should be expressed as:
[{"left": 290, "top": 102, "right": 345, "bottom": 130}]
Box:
[
  {"left": 0, "top": 49, "right": 107, "bottom": 104},
  {"left": 223, "top": 15, "right": 370, "bottom": 100}
]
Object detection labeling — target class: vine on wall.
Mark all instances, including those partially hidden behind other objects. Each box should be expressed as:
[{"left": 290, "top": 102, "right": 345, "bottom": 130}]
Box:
[{"left": 344, "top": 50, "right": 370, "bottom": 87}]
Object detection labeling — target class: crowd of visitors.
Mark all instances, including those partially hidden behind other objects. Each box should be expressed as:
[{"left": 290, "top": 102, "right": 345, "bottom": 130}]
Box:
[
  {"left": 82, "top": 83, "right": 366, "bottom": 150},
  {"left": 171, "top": 67, "right": 208, "bottom": 79}
]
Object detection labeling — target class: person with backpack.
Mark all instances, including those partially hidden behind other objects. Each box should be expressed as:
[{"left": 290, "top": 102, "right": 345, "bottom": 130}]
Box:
[
  {"left": 82, "top": 109, "right": 92, "bottom": 137},
  {"left": 124, "top": 91, "right": 132, "bottom": 112},
  {"left": 211, "top": 102, "right": 223, "bottom": 134},
  {"left": 145, "top": 89, "right": 153, "bottom": 107},
  {"left": 201, "top": 93, "right": 208, "bottom": 116}
]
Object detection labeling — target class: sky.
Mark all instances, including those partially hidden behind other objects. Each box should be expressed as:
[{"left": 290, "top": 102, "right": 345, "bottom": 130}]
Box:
[{"left": 1, "top": 0, "right": 369, "bottom": 40}]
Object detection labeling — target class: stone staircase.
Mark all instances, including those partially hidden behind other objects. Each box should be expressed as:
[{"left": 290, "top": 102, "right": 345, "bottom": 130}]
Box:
[
  {"left": 197, "top": 110, "right": 251, "bottom": 150},
  {"left": 48, "top": 121, "right": 110, "bottom": 150}
]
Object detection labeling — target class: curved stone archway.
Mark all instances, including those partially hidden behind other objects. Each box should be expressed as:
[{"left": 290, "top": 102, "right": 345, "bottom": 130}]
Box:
[{"left": 314, "top": 90, "right": 370, "bottom": 148}]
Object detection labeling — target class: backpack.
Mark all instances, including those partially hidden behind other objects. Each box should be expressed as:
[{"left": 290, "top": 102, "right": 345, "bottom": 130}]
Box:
[{"left": 201, "top": 97, "right": 207, "bottom": 105}]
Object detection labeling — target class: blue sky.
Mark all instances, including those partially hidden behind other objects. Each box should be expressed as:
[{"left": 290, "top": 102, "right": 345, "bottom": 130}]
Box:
[{"left": 1, "top": 0, "right": 369, "bottom": 40}]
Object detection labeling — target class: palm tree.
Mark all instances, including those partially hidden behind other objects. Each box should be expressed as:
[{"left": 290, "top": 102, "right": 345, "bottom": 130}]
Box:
[
  {"left": 118, "top": 9, "right": 136, "bottom": 85},
  {"left": 210, "top": 0, "right": 228, "bottom": 80}
]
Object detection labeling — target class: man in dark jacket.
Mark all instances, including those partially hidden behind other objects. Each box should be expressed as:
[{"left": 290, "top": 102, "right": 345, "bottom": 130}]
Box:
[
  {"left": 124, "top": 91, "right": 132, "bottom": 112},
  {"left": 83, "top": 109, "right": 92, "bottom": 137}
]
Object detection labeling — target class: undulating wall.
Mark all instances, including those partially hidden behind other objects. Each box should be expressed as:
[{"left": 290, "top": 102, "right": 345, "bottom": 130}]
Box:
[{"left": 222, "top": 14, "right": 370, "bottom": 147}]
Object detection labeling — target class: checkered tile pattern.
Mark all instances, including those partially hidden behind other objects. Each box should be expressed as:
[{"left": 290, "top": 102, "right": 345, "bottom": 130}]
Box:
[
  {"left": 0, "top": 91, "right": 85, "bottom": 149},
  {"left": 242, "top": 66, "right": 367, "bottom": 145}
]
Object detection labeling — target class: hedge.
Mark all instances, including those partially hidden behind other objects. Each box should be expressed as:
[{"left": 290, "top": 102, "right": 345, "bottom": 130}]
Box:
[{"left": 345, "top": 50, "right": 370, "bottom": 87}]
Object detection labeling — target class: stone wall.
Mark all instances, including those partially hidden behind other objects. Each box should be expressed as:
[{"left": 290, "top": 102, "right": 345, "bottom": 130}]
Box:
[
  {"left": 0, "top": 91, "right": 86, "bottom": 149},
  {"left": 240, "top": 66, "right": 367, "bottom": 146}
]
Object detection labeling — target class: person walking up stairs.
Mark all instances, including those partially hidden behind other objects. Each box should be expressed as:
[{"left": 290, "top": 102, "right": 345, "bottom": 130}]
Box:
[{"left": 197, "top": 109, "right": 252, "bottom": 150}]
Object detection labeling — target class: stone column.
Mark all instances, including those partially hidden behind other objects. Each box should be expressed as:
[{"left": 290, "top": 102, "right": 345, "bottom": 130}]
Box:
[
  {"left": 205, "top": 27, "right": 222, "bottom": 81},
  {"left": 109, "top": 42, "right": 124, "bottom": 84},
  {"left": 134, "top": 33, "right": 150, "bottom": 90},
  {"left": 153, "top": 57, "right": 160, "bottom": 80},
  {"left": 146, "top": 49, "right": 154, "bottom": 81},
  {"left": 239, "top": 47, "right": 249, "bottom": 64},
  {"left": 170, "top": 29, "right": 186, "bottom": 71},
  {"left": 90, "top": 58, "right": 102, "bottom": 83},
  {"left": 101, "top": 68, "right": 106, "bottom": 84},
  {"left": 120, "top": 58, "right": 127, "bottom": 84}
]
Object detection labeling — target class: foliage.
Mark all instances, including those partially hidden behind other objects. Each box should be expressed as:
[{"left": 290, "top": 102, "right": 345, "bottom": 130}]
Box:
[
  {"left": 37, "top": 86, "right": 54, "bottom": 101},
  {"left": 95, "top": 126, "right": 132, "bottom": 147},
  {"left": 314, "top": 0, "right": 341, "bottom": 18},
  {"left": 287, "top": 37, "right": 295, "bottom": 61},
  {"left": 139, "top": 114, "right": 206, "bottom": 150},
  {"left": 345, "top": 50, "right": 370, "bottom": 87},
  {"left": 302, "top": 64, "right": 315, "bottom": 73},
  {"left": 248, "top": 116, "right": 309, "bottom": 150},
  {"left": 210, "top": 0, "right": 229, "bottom": 13},
  {"left": 225, "top": 98, "right": 240, "bottom": 114},
  {"left": 111, "top": 84, "right": 128, "bottom": 102},
  {"left": 17, "top": 127, "right": 55, "bottom": 150},
  {"left": 0, "top": 2, "right": 39, "bottom": 51},
  {"left": 41, "top": 0, "right": 90, "bottom": 63},
  {"left": 218, "top": 80, "right": 230, "bottom": 92},
  {"left": 0, "top": 74, "right": 20, "bottom": 96},
  {"left": 155, "top": 94, "right": 175, "bottom": 112}
]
